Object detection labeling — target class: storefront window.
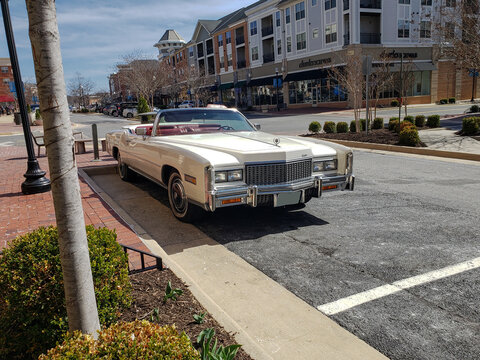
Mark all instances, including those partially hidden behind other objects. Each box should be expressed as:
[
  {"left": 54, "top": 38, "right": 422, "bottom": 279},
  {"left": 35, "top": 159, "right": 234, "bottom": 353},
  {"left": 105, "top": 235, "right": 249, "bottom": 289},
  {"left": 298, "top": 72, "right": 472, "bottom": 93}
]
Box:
[
  {"left": 252, "top": 85, "right": 283, "bottom": 106},
  {"left": 286, "top": 78, "right": 347, "bottom": 104}
]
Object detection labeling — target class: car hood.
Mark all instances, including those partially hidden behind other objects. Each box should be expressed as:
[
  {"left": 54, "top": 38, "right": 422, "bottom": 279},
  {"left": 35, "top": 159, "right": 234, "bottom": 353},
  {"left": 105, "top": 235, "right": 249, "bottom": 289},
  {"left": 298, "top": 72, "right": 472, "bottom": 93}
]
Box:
[{"left": 152, "top": 131, "right": 337, "bottom": 166}]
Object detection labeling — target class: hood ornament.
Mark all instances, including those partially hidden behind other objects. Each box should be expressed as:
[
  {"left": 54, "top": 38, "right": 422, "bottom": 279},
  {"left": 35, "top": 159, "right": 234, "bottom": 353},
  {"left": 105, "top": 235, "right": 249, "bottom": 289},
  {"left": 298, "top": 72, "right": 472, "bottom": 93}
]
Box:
[{"left": 273, "top": 137, "right": 280, "bottom": 146}]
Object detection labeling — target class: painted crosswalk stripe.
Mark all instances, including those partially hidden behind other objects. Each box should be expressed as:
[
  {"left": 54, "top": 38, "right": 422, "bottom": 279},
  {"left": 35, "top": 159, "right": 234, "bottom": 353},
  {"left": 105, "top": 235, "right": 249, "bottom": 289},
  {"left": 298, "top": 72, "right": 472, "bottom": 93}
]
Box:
[{"left": 317, "top": 256, "right": 480, "bottom": 316}]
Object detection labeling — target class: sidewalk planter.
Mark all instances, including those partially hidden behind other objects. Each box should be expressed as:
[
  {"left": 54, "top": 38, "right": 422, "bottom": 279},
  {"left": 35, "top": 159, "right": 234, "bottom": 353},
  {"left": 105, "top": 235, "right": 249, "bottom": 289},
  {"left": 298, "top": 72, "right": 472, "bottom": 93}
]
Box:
[{"left": 13, "top": 112, "right": 21, "bottom": 125}]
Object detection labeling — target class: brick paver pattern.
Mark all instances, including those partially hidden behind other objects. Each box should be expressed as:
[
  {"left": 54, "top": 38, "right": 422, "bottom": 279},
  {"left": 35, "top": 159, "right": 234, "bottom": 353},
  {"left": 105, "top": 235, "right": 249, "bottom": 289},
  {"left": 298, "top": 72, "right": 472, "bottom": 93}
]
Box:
[{"left": 0, "top": 145, "right": 156, "bottom": 271}]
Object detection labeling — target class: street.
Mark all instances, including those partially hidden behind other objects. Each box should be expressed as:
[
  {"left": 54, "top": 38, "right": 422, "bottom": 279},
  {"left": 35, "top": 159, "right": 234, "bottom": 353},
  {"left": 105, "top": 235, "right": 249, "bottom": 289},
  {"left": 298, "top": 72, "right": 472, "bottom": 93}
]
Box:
[{"left": 89, "top": 147, "right": 480, "bottom": 360}]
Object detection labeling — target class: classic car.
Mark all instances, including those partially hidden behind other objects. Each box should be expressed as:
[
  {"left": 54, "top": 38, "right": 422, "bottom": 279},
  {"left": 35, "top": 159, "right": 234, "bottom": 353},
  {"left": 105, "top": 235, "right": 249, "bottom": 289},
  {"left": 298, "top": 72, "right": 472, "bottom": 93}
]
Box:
[{"left": 106, "top": 108, "right": 354, "bottom": 221}]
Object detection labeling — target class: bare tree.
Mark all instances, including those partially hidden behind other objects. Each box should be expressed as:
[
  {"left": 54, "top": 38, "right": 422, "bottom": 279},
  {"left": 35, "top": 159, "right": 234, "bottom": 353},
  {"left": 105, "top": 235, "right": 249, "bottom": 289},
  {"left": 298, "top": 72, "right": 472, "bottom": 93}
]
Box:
[
  {"left": 182, "top": 63, "right": 215, "bottom": 106},
  {"left": 368, "top": 54, "right": 394, "bottom": 119},
  {"left": 26, "top": 0, "right": 100, "bottom": 337},
  {"left": 330, "top": 51, "right": 364, "bottom": 132},
  {"left": 118, "top": 52, "right": 167, "bottom": 107},
  {"left": 67, "top": 72, "right": 94, "bottom": 109},
  {"left": 436, "top": 1, "right": 480, "bottom": 100}
]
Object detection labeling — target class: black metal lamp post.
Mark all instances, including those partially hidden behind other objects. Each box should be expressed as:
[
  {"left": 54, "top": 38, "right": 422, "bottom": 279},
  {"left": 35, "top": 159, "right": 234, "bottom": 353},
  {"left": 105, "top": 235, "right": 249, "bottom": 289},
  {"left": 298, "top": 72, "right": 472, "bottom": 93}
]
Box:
[
  {"left": 1, "top": 0, "right": 50, "bottom": 194},
  {"left": 275, "top": 68, "right": 279, "bottom": 111}
]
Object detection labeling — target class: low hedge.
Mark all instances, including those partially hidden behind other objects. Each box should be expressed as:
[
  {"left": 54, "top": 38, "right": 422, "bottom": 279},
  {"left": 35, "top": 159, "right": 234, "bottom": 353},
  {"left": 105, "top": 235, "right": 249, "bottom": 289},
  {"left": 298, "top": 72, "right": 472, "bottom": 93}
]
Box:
[
  {"left": 399, "top": 127, "right": 420, "bottom": 146},
  {"left": 360, "top": 118, "right": 370, "bottom": 131},
  {"left": 350, "top": 120, "right": 363, "bottom": 132},
  {"left": 470, "top": 104, "right": 479, "bottom": 113},
  {"left": 399, "top": 121, "right": 416, "bottom": 133},
  {"left": 0, "top": 226, "right": 132, "bottom": 360},
  {"left": 415, "top": 115, "right": 426, "bottom": 127},
  {"left": 337, "top": 121, "right": 348, "bottom": 133},
  {"left": 391, "top": 99, "right": 399, "bottom": 107},
  {"left": 448, "top": 97, "right": 456, "bottom": 104},
  {"left": 372, "top": 117, "right": 384, "bottom": 130},
  {"left": 388, "top": 117, "right": 399, "bottom": 131},
  {"left": 403, "top": 115, "right": 414, "bottom": 124},
  {"left": 462, "top": 116, "right": 480, "bottom": 135},
  {"left": 426, "top": 115, "right": 441, "bottom": 128},
  {"left": 309, "top": 121, "right": 321, "bottom": 133},
  {"left": 439, "top": 98, "right": 448, "bottom": 105},
  {"left": 323, "top": 121, "right": 336, "bottom": 133},
  {"left": 40, "top": 320, "right": 200, "bottom": 360}
]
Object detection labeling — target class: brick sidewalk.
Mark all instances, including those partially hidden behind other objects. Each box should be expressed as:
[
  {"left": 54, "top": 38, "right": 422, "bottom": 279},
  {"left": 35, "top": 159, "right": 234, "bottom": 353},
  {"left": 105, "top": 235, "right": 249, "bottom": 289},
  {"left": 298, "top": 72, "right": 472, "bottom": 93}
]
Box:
[{"left": 0, "top": 146, "right": 156, "bottom": 271}]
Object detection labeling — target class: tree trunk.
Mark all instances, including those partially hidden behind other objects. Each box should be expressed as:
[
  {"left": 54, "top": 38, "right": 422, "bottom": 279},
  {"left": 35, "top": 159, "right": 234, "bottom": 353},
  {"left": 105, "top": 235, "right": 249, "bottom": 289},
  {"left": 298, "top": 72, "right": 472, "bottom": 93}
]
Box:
[{"left": 26, "top": 0, "right": 100, "bottom": 337}]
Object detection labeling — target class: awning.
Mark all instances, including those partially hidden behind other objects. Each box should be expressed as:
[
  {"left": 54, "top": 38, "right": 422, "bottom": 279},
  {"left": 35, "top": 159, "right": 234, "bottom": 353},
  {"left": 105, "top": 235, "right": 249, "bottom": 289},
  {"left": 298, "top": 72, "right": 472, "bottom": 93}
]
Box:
[
  {"left": 248, "top": 76, "right": 277, "bottom": 87},
  {"left": 234, "top": 80, "right": 247, "bottom": 88},
  {"left": 218, "top": 83, "right": 234, "bottom": 90},
  {"left": 0, "top": 95, "right": 15, "bottom": 102},
  {"left": 284, "top": 68, "right": 328, "bottom": 82}
]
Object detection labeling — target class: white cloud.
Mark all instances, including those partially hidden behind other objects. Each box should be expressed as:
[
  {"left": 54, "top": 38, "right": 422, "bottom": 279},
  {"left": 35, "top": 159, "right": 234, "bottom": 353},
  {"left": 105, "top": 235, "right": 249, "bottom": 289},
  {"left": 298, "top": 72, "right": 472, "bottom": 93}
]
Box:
[{"left": 0, "top": 0, "right": 256, "bottom": 91}]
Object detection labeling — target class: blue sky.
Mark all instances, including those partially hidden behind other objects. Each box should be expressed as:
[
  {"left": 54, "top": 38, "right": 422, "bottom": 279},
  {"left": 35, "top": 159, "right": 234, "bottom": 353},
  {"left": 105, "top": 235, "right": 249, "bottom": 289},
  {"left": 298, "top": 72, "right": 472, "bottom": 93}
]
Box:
[{"left": 0, "top": 0, "right": 255, "bottom": 92}]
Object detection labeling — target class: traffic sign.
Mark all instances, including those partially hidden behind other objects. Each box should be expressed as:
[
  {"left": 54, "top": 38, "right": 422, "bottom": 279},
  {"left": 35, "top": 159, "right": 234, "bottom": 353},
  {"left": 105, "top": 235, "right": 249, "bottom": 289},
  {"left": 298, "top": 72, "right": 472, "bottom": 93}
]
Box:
[{"left": 468, "top": 69, "right": 479, "bottom": 77}]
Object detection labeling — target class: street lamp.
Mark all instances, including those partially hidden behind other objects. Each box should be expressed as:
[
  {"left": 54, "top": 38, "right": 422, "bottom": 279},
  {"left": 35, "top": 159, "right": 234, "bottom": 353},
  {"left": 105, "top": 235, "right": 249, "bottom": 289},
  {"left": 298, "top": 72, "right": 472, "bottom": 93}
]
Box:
[
  {"left": 275, "top": 67, "right": 279, "bottom": 111},
  {"left": 1, "top": 0, "right": 50, "bottom": 194}
]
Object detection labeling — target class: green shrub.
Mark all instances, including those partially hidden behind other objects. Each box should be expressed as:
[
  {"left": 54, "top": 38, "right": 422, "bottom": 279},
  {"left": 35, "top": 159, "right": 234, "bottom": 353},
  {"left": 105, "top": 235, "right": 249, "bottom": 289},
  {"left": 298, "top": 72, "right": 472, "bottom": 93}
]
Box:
[
  {"left": 0, "top": 226, "right": 132, "bottom": 360},
  {"left": 439, "top": 98, "right": 448, "bottom": 104},
  {"left": 309, "top": 121, "right": 321, "bottom": 133},
  {"left": 388, "top": 117, "right": 399, "bottom": 131},
  {"left": 415, "top": 115, "right": 426, "bottom": 127},
  {"left": 448, "top": 97, "right": 456, "bottom": 104},
  {"left": 360, "top": 118, "right": 370, "bottom": 131},
  {"left": 427, "top": 114, "right": 441, "bottom": 128},
  {"left": 323, "top": 121, "right": 336, "bottom": 133},
  {"left": 40, "top": 320, "right": 200, "bottom": 360},
  {"left": 399, "top": 127, "right": 420, "bottom": 146},
  {"left": 470, "top": 104, "right": 480, "bottom": 113},
  {"left": 372, "top": 117, "right": 384, "bottom": 130},
  {"left": 337, "top": 121, "right": 348, "bottom": 133},
  {"left": 350, "top": 120, "right": 363, "bottom": 132},
  {"left": 27, "top": 104, "right": 32, "bottom": 113},
  {"left": 462, "top": 117, "right": 480, "bottom": 135},
  {"left": 81, "top": 108, "right": 89, "bottom": 113},
  {"left": 391, "top": 99, "right": 399, "bottom": 107},
  {"left": 399, "top": 121, "right": 416, "bottom": 133},
  {"left": 35, "top": 109, "right": 41, "bottom": 120},
  {"left": 137, "top": 96, "right": 150, "bottom": 114},
  {"left": 403, "top": 115, "right": 414, "bottom": 124}
]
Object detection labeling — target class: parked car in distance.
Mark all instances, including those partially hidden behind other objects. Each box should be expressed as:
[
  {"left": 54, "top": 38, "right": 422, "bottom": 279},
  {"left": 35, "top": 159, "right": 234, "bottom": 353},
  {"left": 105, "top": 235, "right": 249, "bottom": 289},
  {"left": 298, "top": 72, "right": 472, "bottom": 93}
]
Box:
[
  {"left": 123, "top": 107, "right": 138, "bottom": 118},
  {"left": 178, "top": 100, "right": 195, "bottom": 108},
  {"left": 106, "top": 108, "right": 355, "bottom": 222},
  {"left": 168, "top": 101, "right": 182, "bottom": 108},
  {"left": 103, "top": 104, "right": 119, "bottom": 116},
  {"left": 118, "top": 102, "right": 138, "bottom": 117}
]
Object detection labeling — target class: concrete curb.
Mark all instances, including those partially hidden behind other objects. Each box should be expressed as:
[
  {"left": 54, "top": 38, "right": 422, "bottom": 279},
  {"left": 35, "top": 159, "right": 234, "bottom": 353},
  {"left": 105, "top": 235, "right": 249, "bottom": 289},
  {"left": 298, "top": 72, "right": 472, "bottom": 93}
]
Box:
[
  {"left": 78, "top": 166, "right": 273, "bottom": 360},
  {"left": 325, "top": 139, "right": 480, "bottom": 162}
]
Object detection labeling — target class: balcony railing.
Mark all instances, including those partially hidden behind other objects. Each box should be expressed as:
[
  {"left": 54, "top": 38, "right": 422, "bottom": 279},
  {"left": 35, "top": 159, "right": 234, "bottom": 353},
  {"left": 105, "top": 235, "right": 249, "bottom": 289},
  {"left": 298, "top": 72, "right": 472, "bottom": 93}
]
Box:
[
  {"left": 237, "top": 60, "right": 246, "bottom": 69},
  {"left": 344, "top": 33, "right": 350, "bottom": 45},
  {"left": 343, "top": 0, "right": 349, "bottom": 10},
  {"left": 360, "top": 32, "right": 381, "bottom": 44},
  {"left": 360, "top": 0, "right": 381, "bottom": 9},
  {"left": 262, "top": 26, "right": 273, "bottom": 37},
  {"left": 236, "top": 35, "right": 245, "bottom": 45},
  {"left": 263, "top": 54, "right": 274, "bottom": 63}
]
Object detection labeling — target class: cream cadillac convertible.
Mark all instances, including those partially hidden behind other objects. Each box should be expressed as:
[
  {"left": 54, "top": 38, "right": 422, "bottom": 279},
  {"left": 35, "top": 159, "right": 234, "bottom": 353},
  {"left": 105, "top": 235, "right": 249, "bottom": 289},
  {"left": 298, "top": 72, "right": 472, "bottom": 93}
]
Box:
[{"left": 106, "top": 108, "right": 354, "bottom": 221}]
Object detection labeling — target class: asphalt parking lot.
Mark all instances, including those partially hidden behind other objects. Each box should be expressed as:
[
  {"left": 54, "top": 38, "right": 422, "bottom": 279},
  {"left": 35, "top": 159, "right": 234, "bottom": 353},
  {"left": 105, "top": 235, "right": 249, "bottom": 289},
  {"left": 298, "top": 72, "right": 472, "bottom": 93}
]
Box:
[{"left": 93, "top": 150, "right": 480, "bottom": 360}]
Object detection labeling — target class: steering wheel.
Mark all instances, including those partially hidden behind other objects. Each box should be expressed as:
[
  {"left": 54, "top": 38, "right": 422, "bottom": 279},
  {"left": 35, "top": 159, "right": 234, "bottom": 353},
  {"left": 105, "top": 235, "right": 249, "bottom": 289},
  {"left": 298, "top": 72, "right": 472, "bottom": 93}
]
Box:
[{"left": 219, "top": 125, "right": 234, "bottom": 131}]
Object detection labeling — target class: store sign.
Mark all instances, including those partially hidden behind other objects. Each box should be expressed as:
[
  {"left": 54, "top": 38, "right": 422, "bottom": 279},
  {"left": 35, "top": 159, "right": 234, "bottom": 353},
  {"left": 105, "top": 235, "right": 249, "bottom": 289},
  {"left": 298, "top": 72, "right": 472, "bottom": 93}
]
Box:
[
  {"left": 380, "top": 50, "right": 418, "bottom": 59},
  {"left": 299, "top": 57, "right": 332, "bottom": 69}
]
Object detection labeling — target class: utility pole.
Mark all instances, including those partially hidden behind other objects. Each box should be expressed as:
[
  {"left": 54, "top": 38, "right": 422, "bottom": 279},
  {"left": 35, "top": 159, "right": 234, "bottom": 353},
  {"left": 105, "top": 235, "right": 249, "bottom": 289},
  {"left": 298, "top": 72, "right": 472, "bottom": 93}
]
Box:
[{"left": 398, "top": 53, "right": 403, "bottom": 123}]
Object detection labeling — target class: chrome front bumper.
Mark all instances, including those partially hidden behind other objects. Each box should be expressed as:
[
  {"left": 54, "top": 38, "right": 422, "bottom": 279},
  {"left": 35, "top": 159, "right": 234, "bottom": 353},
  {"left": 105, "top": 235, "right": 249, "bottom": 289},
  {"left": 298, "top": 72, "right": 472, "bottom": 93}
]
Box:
[{"left": 205, "top": 174, "right": 355, "bottom": 211}]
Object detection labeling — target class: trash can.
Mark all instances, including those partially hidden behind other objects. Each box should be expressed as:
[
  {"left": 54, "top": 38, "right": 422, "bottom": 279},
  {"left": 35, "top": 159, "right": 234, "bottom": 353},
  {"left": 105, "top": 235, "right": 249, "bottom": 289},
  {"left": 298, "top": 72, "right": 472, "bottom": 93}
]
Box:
[{"left": 13, "top": 112, "right": 21, "bottom": 125}]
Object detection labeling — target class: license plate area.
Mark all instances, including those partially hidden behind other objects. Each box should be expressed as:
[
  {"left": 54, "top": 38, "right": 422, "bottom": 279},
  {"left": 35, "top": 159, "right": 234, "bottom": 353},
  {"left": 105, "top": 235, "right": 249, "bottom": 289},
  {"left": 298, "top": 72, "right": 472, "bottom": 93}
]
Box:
[{"left": 274, "top": 191, "right": 301, "bottom": 207}]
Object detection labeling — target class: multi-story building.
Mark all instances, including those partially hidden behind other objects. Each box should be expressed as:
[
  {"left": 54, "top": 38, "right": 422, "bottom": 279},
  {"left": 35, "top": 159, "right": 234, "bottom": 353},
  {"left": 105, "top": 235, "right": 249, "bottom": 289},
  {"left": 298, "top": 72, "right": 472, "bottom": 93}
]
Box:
[
  {"left": 156, "top": 0, "right": 480, "bottom": 109},
  {"left": 0, "top": 58, "right": 15, "bottom": 105},
  {"left": 154, "top": 30, "right": 186, "bottom": 60}
]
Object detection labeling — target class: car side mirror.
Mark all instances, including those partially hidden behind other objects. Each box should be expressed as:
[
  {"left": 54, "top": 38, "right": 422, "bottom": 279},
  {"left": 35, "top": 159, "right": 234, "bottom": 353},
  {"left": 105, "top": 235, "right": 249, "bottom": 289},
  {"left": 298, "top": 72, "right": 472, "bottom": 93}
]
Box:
[
  {"left": 254, "top": 124, "right": 261, "bottom": 130},
  {"left": 135, "top": 127, "right": 147, "bottom": 136}
]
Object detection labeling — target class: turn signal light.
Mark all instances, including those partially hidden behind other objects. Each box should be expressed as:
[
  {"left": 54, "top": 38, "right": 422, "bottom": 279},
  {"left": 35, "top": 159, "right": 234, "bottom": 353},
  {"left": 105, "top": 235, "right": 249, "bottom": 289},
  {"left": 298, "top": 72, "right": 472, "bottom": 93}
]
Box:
[
  {"left": 322, "top": 185, "right": 338, "bottom": 191},
  {"left": 222, "top": 198, "right": 242, "bottom": 205}
]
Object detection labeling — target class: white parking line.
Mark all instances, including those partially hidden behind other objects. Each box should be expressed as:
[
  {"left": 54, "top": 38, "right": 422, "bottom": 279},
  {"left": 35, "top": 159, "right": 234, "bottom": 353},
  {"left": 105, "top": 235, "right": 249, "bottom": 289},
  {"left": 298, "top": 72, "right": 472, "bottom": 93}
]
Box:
[{"left": 317, "top": 256, "right": 480, "bottom": 316}]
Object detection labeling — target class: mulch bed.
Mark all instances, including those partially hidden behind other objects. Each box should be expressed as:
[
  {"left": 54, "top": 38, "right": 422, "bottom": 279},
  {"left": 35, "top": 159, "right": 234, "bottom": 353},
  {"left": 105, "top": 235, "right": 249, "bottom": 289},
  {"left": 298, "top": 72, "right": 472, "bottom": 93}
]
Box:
[
  {"left": 119, "top": 269, "right": 252, "bottom": 360},
  {"left": 305, "top": 128, "right": 426, "bottom": 147}
]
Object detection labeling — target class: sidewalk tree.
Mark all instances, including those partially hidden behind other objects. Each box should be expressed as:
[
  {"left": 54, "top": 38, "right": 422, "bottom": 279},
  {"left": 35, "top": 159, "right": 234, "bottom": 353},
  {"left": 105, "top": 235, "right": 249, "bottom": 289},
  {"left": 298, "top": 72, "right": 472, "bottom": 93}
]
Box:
[
  {"left": 118, "top": 52, "right": 167, "bottom": 107},
  {"left": 330, "top": 51, "right": 364, "bottom": 133},
  {"left": 67, "top": 72, "right": 94, "bottom": 109},
  {"left": 25, "top": 0, "right": 100, "bottom": 337},
  {"left": 369, "top": 53, "right": 394, "bottom": 119},
  {"left": 436, "top": 2, "right": 480, "bottom": 100}
]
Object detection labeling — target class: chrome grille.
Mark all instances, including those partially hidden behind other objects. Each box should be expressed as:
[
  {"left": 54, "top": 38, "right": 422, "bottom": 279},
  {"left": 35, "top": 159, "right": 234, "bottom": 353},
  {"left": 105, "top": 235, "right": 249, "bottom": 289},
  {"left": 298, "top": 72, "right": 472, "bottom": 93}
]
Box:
[{"left": 245, "top": 159, "right": 312, "bottom": 185}]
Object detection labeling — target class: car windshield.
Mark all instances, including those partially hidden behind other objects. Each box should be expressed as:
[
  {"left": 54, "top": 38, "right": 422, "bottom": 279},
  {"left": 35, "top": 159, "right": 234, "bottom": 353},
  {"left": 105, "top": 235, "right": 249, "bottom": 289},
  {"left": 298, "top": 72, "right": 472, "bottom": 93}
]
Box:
[{"left": 155, "top": 110, "right": 255, "bottom": 136}]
